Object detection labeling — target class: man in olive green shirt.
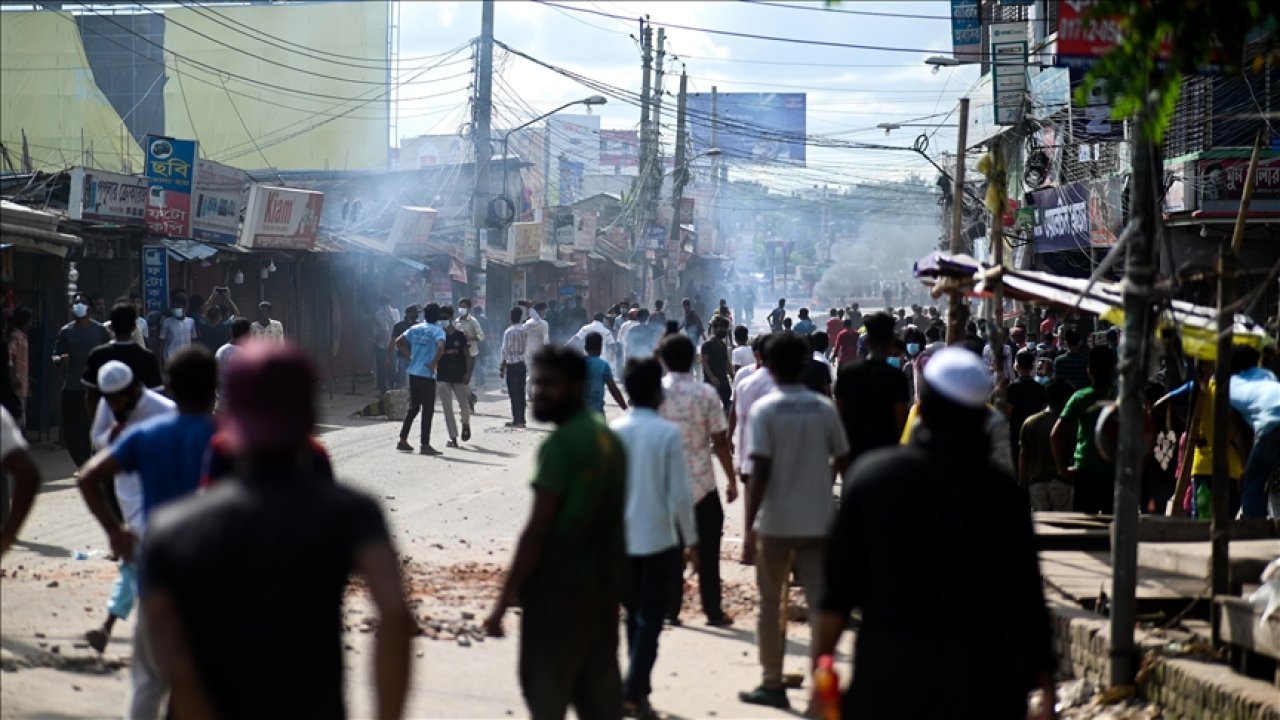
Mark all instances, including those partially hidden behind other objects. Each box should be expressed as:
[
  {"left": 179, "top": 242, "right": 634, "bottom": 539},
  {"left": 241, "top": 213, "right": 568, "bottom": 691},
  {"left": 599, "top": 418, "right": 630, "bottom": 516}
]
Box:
[
  {"left": 485, "top": 346, "right": 627, "bottom": 720},
  {"left": 1051, "top": 346, "right": 1117, "bottom": 514}
]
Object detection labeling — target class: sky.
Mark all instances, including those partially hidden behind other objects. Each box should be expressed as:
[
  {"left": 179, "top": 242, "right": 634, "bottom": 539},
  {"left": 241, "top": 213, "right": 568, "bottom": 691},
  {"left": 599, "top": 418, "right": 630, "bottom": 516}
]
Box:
[{"left": 393, "top": 1, "right": 981, "bottom": 188}]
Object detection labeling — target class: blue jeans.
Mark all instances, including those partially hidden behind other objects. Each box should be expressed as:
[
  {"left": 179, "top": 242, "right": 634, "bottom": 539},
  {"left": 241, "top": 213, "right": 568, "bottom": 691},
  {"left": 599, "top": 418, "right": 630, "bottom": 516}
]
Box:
[
  {"left": 107, "top": 561, "right": 137, "bottom": 620},
  {"left": 1241, "top": 427, "right": 1280, "bottom": 519},
  {"left": 624, "top": 546, "right": 681, "bottom": 704}
]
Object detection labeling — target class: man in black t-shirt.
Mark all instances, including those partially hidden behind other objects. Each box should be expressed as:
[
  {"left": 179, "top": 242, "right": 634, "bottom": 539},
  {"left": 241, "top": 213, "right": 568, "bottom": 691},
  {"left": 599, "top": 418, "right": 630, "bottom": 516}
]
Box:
[
  {"left": 803, "top": 332, "right": 833, "bottom": 397},
  {"left": 389, "top": 305, "right": 419, "bottom": 389},
  {"left": 701, "top": 317, "right": 732, "bottom": 412},
  {"left": 1006, "top": 349, "right": 1047, "bottom": 468},
  {"left": 141, "top": 343, "right": 413, "bottom": 720},
  {"left": 83, "top": 304, "right": 164, "bottom": 414},
  {"left": 833, "top": 312, "right": 909, "bottom": 477},
  {"left": 436, "top": 305, "right": 473, "bottom": 447}
]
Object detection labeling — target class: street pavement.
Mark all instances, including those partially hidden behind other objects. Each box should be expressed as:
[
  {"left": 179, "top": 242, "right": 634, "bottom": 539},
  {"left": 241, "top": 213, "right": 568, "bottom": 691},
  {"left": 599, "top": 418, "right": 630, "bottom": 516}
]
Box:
[{"left": 1, "top": 372, "right": 852, "bottom": 719}]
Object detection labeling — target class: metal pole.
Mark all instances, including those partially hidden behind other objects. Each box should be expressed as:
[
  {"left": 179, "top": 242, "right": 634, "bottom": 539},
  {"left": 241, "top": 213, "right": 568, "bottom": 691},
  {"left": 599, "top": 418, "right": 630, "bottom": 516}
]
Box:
[
  {"left": 947, "top": 98, "right": 970, "bottom": 345},
  {"left": 473, "top": 0, "right": 495, "bottom": 302},
  {"left": 1109, "top": 107, "right": 1158, "bottom": 689},
  {"left": 988, "top": 141, "right": 1007, "bottom": 409},
  {"left": 1210, "top": 241, "right": 1233, "bottom": 646},
  {"left": 665, "top": 72, "right": 689, "bottom": 280}
]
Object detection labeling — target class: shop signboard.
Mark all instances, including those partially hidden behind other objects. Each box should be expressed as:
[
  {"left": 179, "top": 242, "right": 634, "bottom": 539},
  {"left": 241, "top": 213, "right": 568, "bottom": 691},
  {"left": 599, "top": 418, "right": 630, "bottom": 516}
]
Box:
[
  {"left": 238, "top": 185, "right": 324, "bottom": 251},
  {"left": 951, "top": 0, "right": 982, "bottom": 64},
  {"left": 551, "top": 206, "right": 575, "bottom": 245},
  {"left": 1197, "top": 156, "right": 1280, "bottom": 211},
  {"left": 141, "top": 244, "right": 169, "bottom": 314},
  {"left": 191, "top": 159, "right": 248, "bottom": 245},
  {"left": 68, "top": 167, "right": 148, "bottom": 224},
  {"left": 385, "top": 206, "right": 440, "bottom": 255},
  {"left": 512, "top": 220, "right": 543, "bottom": 264},
  {"left": 1030, "top": 177, "right": 1126, "bottom": 253},
  {"left": 1056, "top": 0, "right": 1171, "bottom": 69},
  {"left": 990, "top": 22, "right": 1028, "bottom": 125},
  {"left": 574, "top": 210, "right": 597, "bottom": 252},
  {"left": 144, "top": 135, "right": 197, "bottom": 238}
]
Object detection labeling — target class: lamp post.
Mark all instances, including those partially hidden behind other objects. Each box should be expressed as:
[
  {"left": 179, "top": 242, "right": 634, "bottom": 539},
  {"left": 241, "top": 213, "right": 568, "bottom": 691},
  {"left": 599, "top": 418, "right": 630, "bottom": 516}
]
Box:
[{"left": 494, "top": 95, "right": 607, "bottom": 228}]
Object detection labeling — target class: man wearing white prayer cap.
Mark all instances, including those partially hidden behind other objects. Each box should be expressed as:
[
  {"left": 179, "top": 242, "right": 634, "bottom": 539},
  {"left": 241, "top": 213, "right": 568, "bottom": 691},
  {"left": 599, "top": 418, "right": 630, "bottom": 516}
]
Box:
[{"left": 811, "top": 345, "right": 1057, "bottom": 720}]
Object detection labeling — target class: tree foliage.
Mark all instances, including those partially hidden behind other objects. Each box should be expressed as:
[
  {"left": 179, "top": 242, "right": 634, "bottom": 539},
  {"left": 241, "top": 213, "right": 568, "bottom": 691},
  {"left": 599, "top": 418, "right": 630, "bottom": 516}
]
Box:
[{"left": 1084, "top": 0, "right": 1278, "bottom": 141}]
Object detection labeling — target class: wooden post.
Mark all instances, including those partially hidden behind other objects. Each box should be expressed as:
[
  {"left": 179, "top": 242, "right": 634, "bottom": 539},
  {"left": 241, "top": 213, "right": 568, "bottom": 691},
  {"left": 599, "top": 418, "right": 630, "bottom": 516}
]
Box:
[{"left": 947, "top": 98, "right": 970, "bottom": 345}]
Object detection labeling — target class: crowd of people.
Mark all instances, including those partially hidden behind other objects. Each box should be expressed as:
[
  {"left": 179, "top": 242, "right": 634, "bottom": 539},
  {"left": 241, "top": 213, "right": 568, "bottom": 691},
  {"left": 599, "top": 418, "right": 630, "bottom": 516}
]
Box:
[{"left": 1, "top": 285, "right": 1276, "bottom": 720}]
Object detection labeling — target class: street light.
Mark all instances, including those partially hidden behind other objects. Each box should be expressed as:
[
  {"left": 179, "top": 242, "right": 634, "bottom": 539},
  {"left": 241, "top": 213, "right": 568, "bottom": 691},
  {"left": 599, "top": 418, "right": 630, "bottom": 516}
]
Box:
[
  {"left": 877, "top": 122, "right": 957, "bottom": 136},
  {"left": 925, "top": 55, "right": 962, "bottom": 74},
  {"left": 493, "top": 95, "right": 608, "bottom": 228}
]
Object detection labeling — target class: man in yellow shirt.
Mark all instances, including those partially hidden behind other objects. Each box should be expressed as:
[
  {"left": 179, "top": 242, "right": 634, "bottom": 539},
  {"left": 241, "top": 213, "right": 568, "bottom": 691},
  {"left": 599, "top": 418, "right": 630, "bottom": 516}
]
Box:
[{"left": 1187, "top": 377, "right": 1245, "bottom": 519}]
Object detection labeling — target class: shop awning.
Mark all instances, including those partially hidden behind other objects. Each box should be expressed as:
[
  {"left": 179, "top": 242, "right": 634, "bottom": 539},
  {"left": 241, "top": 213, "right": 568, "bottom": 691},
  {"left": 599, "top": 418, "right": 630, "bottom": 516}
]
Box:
[
  {"left": 398, "top": 257, "right": 428, "bottom": 271},
  {"left": 164, "top": 239, "right": 223, "bottom": 262},
  {"left": 1, "top": 199, "right": 81, "bottom": 257}
]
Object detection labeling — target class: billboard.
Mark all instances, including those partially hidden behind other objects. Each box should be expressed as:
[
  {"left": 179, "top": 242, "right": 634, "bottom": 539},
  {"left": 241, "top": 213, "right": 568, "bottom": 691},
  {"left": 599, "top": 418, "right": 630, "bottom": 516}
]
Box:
[
  {"left": 951, "top": 0, "right": 982, "bottom": 64},
  {"left": 600, "top": 129, "right": 639, "bottom": 168},
  {"left": 511, "top": 221, "right": 544, "bottom": 265},
  {"left": 688, "top": 93, "right": 806, "bottom": 164},
  {"left": 192, "top": 159, "right": 248, "bottom": 245},
  {"left": 1030, "top": 178, "right": 1125, "bottom": 253},
  {"left": 385, "top": 206, "right": 440, "bottom": 256},
  {"left": 1198, "top": 156, "right": 1280, "bottom": 211},
  {"left": 68, "top": 168, "right": 148, "bottom": 225},
  {"left": 1056, "top": 0, "right": 1172, "bottom": 68},
  {"left": 401, "top": 134, "right": 468, "bottom": 168},
  {"left": 550, "top": 207, "right": 575, "bottom": 246},
  {"left": 574, "top": 210, "right": 597, "bottom": 252},
  {"left": 239, "top": 185, "right": 324, "bottom": 250},
  {"left": 547, "top": 114, "right": 600, "bottom": 205},
  {"left": 144, "top": 135, "right": 197, "bottom": 238}
]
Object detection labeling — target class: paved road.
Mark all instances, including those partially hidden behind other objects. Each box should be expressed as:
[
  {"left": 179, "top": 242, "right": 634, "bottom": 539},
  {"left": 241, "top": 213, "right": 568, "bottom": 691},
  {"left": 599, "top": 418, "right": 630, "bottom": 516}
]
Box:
[{"left": 1, "top": 373, "right": 849, "bottom": 718}]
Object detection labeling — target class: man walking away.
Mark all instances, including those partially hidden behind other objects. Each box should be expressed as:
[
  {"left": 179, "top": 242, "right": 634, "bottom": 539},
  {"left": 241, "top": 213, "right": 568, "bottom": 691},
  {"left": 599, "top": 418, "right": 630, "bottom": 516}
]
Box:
[
  {"left": 75, "top": 346, "right": 218, "bottom": 720},
  {"left": 659, "top": 335, "right": 738, "bottom": 627},
  {"left": 214, "top": 319, "right": 253, "bottom": 405},
  {"left": 436, "top": 305, "right": 474, "bottom": 447},
  {"left": 1051, "top": 345, "right": 1118, "bottom": 514},
  {"left": 484, "top": 347, "right": 627, "bottom": 720},
  {"left": 793, "top": 308, "right": 815, "bottom": 336},
  {"left": 55, "top": 293, "right": 111, "bottom": 466},
  {"left": 500, "top": 307, "right": 530, "bottom": 428},
  {"left": 1021, "top": 379, "right": 1076, "bottom": 511},
  {"left": 624, "top": 309, "right": 659, "bottom": 362},
  {"left": 814, "top": 347, "right": 1055, "bottom": 720},
  {"left": 768, "top": 299, "right": 786, "bottom": 334},
  {"left": 804, "top": 332, "right": 833, "bottom": 397},
  {"left": 84, "top": 361, "right": 176, "bottom": 654},
  {"left": 834, "top": 312, "right": 909, "bottom": 477},
  {"left": 740, "top": 332, "right": 849, "bottom": 710},
  {"left": 373, "top": 294, "right": 398, "bottom": 393},
  {"left": 141, "top": 342, "right": 414, "bottom": 720},
  {"left": 731, "top": 325, "right": 753, "bottom": 374},
  {"left": 390, "top": 305, "right": 419, "bottom": 390},
  {"left": 825, "top": 309, "right": 843, "bottom": 351},
  {"left": 83, "top": 303, "right": 164, "bottom": 416},
  {"left": 584, "top": 333, "right": 627, "bottom": 415},
  {"left": 729, "top": 335, "right": 774, "bottom": 566},
  {"left": 1228, "top": 346, "right": 1280, "bottom": 518},
  {"left": 650, "top": 300, "right": 667, "bottom": 329},
  {"left": 681, "top": 299, "right": 705, "bottom": 347},
  {"left": 701, "top": 317, "right": 733, "bottom": 413},
  {"left": 1052, "top": 326, "right": 1090, "bottom": 391},
  {"left": 1006, "top": 348, "right": 1047, "bottom": 469},
  {"left": 395, "top": 303, "right": 446, "bottom": 456},
  {"left": 523, "top": 301, "right": 551, "bottom": 364},
  {"left": 610, "top": 358, "right": 696, "bottom": 719},
  {"left": 0, "top": 405, "right": 40, "bottom": 556},
  {"left": 832, "top": 318, "right": 860, "bottom": 368}
]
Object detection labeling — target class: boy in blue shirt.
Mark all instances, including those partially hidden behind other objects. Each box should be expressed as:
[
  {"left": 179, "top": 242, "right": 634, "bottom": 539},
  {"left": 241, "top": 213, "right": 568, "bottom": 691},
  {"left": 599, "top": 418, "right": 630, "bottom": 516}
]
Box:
[
  {"left": 584, "top": 332, "right": 627, "bottom": 415},
  {"left": 395, "top": 303, "right": 446, "bottom": 456}
]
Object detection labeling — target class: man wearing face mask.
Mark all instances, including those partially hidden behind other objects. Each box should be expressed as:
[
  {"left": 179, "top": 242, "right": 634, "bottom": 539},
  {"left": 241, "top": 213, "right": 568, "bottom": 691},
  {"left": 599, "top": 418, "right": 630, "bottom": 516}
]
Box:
[
  {"left": 833, "top": 312, "right": 909, "bottom": 480},
  {"left": 54, "top": 293, "right": 111, "bottom": 466},
  {"left": 160, "top": 291, "right": 197, "bottom": 364},
  {"left": 83, "top": 361, "right": 176, "bottom": 655},
  {"left": 455, "top": 298, "right": 486, "bottom": 405}
]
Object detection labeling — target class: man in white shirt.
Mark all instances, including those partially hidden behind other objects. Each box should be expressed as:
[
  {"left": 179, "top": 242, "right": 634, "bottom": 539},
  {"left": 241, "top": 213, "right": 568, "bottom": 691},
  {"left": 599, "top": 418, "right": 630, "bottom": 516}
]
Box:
[
  {"left": 456, "top": 298, "right": 486, "bottom": 405},
  {"left": 609, "top": 357, "right": 697, "bottom": 719},
  {"left": 160, "top": 292, "right": 197, "bottom": 363},
  {"left": 83, "top": 361, "right": 177, "bottom": 654},
  {"left": 728, "top": 335, "right": 773, "bottom": 564},
  {"left": 522, "top": 302, "right": 550, "bottom": 401},
  {"left": 251, "top": 301, "right": 285, "bottom": 343},
  {"left": 215, "top": 319, "right": 253, "bottom": 406},
  {"left": 616, "top": 309, "right": 638, "bottom": 367},
  {"left": 731, "top": 325, "right": 754, "bottom": 374},
  {"left": 571, "top": 313, "right": 617, "bottom": 365}
]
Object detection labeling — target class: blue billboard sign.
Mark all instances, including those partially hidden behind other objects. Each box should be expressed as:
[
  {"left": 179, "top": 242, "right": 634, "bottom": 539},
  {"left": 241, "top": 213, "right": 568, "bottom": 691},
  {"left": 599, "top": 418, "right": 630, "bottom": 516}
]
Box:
[
  {"left": 141, "top": 244, "right": 169, "bottom": 314},
  {"left": 688, "top": 93, "right": 806, "bottom": 164}
]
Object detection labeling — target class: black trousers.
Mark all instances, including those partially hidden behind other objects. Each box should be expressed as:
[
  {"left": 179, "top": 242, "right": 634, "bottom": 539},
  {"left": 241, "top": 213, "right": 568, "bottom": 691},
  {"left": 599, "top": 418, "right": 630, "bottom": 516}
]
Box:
[
  {"left": 668, "top": 491, "right": 725, "bottom": 622},
  {"left": 505, "top": 362, "right": 527, "bottom": 424},
  {"left": 399, "top": 375, "right": 437, "bottom": 447},
  {"left": 520, "top": 589, "right": 622, "bottom": 720},
  {"left": 61, "top": 390, "right": 92, "bottom": 467},
  {"left": 624, "top": 547, "right": 681, "bottom": 704},
  {"left": 1073, "top": 469, "right": 1114, "bottom": 515}
]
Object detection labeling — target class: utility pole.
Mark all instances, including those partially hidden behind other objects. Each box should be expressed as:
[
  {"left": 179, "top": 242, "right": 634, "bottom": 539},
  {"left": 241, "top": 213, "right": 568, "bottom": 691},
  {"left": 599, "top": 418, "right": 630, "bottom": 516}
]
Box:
[
  {"left": 1110, "top": 102, "right": 1159, "bottom": 689},
  {"left": 665, "top": 72, "right": 689, "bottom": 290},
  {"left": 646, "top": 29, "right": 667, "bottom": 299},
  {"left": 946, "top": 98, "right": 969, "bottom": 344},
  {"left": 472, "top": 0, "right": 495, "bottom": 306},
  {"left": 987, "top": 141, "right": 1007, "bottom": 408},
  {"left": 633, "top": 21, "right": 652, "bottom": 298}
]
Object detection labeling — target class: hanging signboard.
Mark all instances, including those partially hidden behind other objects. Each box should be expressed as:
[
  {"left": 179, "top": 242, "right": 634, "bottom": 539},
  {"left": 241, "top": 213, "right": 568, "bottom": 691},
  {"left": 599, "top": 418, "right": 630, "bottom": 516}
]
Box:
[
  {"left": 990, "top": 22, "right": 1028, "bottom": 125},
  {"left": 385, "top": 206, "right": 440, "bottom": 255},
  {"left": 68, "top": 168, "right": 148, "bottom": 224},
  {"left": 238, "top": 185, "right": 324, "bottom": 251},
  {"left": 1030, "top": 177, "right": 1126, "bottom": 253},
  {"left": 141, "top": 244, "right": 169, "bottom": 314},
  {"left": 512, "top": 221, "right": 543, "bottom": 264},
  {"left": 951, "top": 0, "right": 982, "bottom": 64},
  {"left": 551, "top": 206, "right": 575, "bottom": 245},
  {"left": 191, "top": 159, "right": 248, "bottom": 245},
  {"left": 144, "top": 135, "right": 197, "bottom": 238},
  {"left": 574, "top": 210, "right": 597, "bottom": 252}
]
